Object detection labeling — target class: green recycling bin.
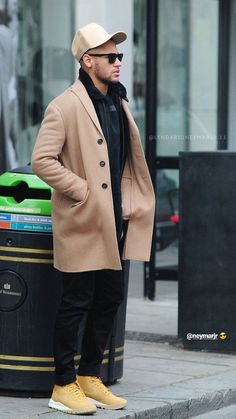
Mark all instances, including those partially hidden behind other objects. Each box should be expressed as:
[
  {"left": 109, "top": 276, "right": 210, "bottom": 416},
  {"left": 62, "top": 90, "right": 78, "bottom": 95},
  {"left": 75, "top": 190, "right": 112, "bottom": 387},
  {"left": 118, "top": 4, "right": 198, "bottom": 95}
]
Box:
[
  {"left": 0, "top": 165, "right": 62, "bottom": 396},
  {"left": 0, "top": 165, "right": 129, "bottom": 396}
]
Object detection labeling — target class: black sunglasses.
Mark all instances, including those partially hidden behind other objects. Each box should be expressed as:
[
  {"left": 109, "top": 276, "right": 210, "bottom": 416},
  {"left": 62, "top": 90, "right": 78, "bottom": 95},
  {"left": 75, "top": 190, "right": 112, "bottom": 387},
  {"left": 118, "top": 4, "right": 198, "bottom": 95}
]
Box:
[{"left": 88, "top": 53, "right": 123, "bottom": 64}]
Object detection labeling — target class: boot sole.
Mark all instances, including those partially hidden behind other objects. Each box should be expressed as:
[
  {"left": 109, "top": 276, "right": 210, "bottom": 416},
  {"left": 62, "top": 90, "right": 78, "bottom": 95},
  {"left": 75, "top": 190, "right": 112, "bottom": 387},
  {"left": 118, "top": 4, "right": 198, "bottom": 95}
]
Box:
[
  {"left": 88, "top": 397, "right": 127, "bottom": 410},
  {"left": 48, "top": 398, "right": 96, "bottom": 414}
]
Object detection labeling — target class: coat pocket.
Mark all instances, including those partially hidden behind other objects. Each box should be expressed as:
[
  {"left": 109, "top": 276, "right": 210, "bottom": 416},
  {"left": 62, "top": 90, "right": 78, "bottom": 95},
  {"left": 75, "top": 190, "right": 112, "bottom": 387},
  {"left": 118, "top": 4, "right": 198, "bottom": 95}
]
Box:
[
  {"left": 121, "top": 177, "right": 132, "bottom": 220},
  {"left": 71, "top": 189, "right": 90, "bottom": 208}
]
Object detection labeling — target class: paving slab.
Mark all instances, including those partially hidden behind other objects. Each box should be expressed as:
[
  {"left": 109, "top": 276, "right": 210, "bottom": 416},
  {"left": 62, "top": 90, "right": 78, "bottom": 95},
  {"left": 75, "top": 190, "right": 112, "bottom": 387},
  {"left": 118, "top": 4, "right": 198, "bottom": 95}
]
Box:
[{"left": 126, "top": 297, "right": 178, "bottom": 336}]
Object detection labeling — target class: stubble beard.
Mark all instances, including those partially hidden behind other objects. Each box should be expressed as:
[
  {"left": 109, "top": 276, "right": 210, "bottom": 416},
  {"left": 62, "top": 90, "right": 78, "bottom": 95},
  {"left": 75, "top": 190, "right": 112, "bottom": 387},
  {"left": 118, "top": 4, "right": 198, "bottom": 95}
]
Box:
[
  {"left": 95, "top": 65, "right": 119, "bottom": 86},
  {"left": 98, "top": 74, "right": 119, "bottom": 85}
]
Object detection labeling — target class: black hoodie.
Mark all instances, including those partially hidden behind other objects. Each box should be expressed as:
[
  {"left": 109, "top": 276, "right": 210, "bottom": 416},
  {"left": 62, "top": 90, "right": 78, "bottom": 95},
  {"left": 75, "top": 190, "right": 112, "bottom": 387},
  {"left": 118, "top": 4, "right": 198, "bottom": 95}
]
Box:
[{"left": 79, "top": 68, "right": 129, "bottom": 241}]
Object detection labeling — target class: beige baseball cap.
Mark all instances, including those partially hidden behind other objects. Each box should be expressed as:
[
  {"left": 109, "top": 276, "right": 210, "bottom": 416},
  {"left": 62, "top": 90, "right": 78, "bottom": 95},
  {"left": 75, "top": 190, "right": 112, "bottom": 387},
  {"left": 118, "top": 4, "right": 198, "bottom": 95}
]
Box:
[{"left": 71, "top": 22, "right": 127, "bottom": 62}]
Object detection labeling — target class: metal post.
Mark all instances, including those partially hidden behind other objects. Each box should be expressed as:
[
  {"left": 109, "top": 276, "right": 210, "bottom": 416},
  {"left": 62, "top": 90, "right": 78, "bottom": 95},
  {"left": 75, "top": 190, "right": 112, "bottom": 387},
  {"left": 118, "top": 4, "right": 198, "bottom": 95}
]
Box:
[
  {"left": 217, "top": 0, "right": 230, "bottom": 150},
  {"left": 144, "top": 0, "right": 158, "bottom": 300}
]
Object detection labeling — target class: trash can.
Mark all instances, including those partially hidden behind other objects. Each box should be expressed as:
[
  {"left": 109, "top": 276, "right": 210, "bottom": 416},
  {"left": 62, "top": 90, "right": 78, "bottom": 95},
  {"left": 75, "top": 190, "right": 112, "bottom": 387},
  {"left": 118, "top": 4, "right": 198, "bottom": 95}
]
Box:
[{"left": 0, "top": 165, "right": 129, "bottom": 396}]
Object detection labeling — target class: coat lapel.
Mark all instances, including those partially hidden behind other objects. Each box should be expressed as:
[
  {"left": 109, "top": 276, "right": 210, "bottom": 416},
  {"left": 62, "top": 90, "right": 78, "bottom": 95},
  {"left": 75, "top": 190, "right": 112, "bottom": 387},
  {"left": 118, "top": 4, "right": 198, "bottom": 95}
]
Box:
[{"left": 70, "top": 80, "right": 104, "bottom": 138}]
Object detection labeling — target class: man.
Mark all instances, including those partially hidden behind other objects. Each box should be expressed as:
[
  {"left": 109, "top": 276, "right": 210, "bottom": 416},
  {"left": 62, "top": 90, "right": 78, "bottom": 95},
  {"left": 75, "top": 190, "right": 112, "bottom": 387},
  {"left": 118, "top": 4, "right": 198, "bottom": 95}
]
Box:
[{"left": 32, "top": 22, "right": 155, "bottom": 415}]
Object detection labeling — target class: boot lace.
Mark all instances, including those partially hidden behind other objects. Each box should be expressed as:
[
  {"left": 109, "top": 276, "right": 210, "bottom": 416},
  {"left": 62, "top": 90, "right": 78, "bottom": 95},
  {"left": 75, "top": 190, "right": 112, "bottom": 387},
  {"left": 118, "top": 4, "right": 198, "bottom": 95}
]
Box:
[
  {"left": 67, "top": 382, "right": 86, "bottom": 398},
  {"left": 90, "top": 377, "right": 112, "bottom": 395}
]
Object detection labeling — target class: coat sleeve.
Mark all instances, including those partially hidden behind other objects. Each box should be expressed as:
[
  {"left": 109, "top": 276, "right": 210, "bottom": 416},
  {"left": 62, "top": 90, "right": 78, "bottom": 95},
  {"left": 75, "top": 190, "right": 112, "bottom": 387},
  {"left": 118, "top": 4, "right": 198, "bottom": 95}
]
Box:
[{"left": 31, "top": 103, "right": 88, "bottom": 202}]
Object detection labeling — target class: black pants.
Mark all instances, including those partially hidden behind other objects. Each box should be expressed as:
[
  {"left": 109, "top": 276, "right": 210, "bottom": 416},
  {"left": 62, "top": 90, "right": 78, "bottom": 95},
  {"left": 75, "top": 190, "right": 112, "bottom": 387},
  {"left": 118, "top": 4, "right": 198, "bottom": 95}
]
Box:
[{"left": 53, "top": 261, "right": 125, "bottom": 386}]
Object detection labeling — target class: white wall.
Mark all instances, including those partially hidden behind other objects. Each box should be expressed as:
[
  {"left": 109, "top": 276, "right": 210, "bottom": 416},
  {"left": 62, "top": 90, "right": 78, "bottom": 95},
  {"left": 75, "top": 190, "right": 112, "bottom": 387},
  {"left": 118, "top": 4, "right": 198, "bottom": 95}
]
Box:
[{"left": 74, "top": 0, "right": 133, "bottom": 101}]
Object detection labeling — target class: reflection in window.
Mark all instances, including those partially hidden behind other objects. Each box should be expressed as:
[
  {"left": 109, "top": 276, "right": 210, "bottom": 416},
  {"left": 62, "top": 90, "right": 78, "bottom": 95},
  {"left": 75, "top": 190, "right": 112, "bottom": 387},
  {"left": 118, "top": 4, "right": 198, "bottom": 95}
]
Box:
[
  {"left": 157, "top": 0, "right": 218, "bottom": 156},
  {"left": 17, "top": 0, "right": 74, "bottom": 166},
  {"left": 156, "top": 169, "right": 179, "bottom": 270},
  {"left": 157, "top": 170, "right": 178, "bottom": 221},
  {"left": 157, "top": 0, "right": 189, "bottom": 156},
  {"left": 0, "top": 0, "right": 18, "bottom": 171},
  {"left": 18, "top": 0, "right": 42, "bottom": 145}
]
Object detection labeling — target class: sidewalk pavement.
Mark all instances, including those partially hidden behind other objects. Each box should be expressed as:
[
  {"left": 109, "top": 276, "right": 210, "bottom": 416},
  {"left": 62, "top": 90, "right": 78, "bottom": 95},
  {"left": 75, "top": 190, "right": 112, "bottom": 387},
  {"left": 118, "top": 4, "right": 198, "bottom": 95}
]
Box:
[{"left": 1, "top": 262, "right": 236, "bottom": 418}]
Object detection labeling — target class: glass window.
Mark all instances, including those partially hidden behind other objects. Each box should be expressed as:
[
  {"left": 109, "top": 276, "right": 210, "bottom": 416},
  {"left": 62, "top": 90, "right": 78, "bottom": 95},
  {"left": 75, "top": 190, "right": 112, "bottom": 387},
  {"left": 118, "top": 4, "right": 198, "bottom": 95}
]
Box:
[
  {"left": 156, "top": 0, "right": 219, "bottom": 275},
  {"left": 132, "top": 0, "right": 146, "bottom": 145},
  {"left": 157, "top": 0, "right": 219, "bottom": 156},
  {"left": 17, "top": 0, "right": 74, "bottom": 167},
  {"left": 156, "top": 168, "right": 178, "bottom": 271},
  {"left": 0, "top": 0, "right": 19, "bottom": 171}
]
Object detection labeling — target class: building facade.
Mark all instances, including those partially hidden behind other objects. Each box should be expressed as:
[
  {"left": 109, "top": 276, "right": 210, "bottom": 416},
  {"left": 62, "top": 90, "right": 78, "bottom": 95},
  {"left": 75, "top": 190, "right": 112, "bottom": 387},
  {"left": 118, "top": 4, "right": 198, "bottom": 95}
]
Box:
[{"left": 1, "top": 0, "right": 230, "bottom": 171}]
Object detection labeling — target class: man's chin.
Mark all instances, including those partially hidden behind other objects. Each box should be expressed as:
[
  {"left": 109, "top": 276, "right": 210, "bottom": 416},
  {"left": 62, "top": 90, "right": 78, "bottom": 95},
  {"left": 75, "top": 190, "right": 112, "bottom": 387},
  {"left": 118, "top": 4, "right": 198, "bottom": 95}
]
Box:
[
  {"left": 109, "top": 76, "right": 120, "bottom": 84},
  {"left": 100, "top": 77, "right": 119, "bottom": 85}
]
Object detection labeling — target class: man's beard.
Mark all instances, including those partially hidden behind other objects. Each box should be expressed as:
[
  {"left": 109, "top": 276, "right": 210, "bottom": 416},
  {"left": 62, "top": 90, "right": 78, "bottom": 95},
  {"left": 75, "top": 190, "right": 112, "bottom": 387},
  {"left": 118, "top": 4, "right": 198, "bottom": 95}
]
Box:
[{"left": 96, "top": 74, "right": 119, "bottom": 85}]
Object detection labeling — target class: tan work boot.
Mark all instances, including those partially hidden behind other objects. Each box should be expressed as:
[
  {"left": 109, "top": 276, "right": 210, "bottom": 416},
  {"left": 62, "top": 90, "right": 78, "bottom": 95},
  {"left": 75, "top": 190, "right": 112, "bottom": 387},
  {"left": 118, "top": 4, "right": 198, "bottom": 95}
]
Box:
[
  {"left": 77, "top": 376, "right": 127, "bottom": 410},
  {"left": 48, "top": 380, "right": 97, "bottom": 415}
]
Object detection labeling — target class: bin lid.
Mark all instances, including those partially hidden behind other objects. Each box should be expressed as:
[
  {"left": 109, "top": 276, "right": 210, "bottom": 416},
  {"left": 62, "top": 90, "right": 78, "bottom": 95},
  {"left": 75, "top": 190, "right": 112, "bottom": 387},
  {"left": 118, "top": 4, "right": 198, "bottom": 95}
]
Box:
[{"left": 0, "top": 166, "right": 52, "bottom": 216}]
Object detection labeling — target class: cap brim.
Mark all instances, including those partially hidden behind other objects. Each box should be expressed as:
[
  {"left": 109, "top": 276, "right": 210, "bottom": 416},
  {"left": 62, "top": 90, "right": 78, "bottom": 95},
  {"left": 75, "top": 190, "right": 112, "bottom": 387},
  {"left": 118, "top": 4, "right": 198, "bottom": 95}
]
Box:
[
  {"left": 89, "top": 31, "right": 127, "bottom": 50},
  {"left": 110, "top": 31, "right": 127, "bottom": 45}
]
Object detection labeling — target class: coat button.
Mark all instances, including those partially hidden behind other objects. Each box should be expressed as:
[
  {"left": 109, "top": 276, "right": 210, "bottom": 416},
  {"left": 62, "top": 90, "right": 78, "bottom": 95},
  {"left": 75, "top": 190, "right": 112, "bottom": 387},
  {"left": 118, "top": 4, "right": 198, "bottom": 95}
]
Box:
[
  {"left": 97, "top": 139, "right": 103, "bottom": 144},
  {"left": 100, "top": 161, "right": 105, "bottom": 167},
  {"left": 102, "top": 183, "right": 108, "bottom": 189}
]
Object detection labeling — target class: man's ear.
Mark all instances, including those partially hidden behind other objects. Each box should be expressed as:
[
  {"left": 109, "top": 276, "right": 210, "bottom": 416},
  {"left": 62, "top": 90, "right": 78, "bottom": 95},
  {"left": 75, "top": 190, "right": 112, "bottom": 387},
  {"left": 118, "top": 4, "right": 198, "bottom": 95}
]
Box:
[{"left": 82, "top": 54, "right": 92, "bottom": 68}]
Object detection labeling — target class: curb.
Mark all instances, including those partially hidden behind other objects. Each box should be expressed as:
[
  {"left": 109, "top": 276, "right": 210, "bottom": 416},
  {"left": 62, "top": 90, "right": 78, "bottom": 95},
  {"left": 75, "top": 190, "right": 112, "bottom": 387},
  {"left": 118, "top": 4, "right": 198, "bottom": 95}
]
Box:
[
  {"left": 125, "top": 330, "right": 179, "bottom": 344},
  {"left": 114, "top": 387, "right": 236, "bottom": 419}
]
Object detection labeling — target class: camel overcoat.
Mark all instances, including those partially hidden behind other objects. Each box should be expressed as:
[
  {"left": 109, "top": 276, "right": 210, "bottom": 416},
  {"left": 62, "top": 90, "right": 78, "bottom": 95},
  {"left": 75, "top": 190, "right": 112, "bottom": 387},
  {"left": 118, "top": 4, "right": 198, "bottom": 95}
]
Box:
[{"left": 32, "top": 80, "right": 155, "bottom": 272}]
